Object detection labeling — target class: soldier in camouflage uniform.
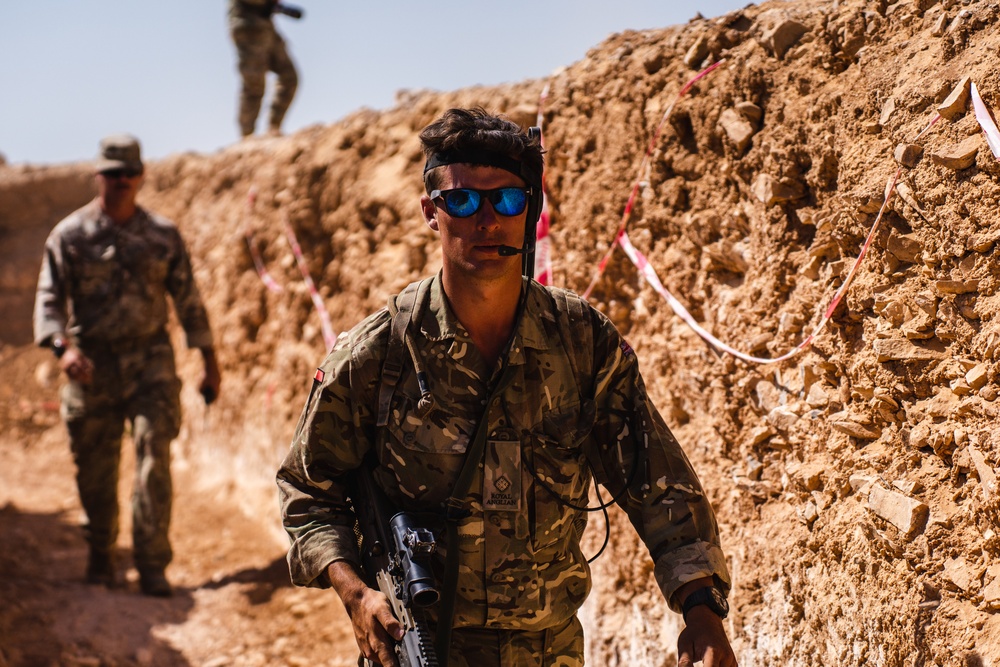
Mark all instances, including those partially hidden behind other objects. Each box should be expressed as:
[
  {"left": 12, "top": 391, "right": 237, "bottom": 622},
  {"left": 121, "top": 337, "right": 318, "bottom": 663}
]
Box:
[
  {"left": 34, "top": 134, "right": 221, "bottom": 597},
  {"left": 277, "top": 109, "right": 737, "bottom": 666},
  {"left": 228, "top": 0, "right": 299, "bottom": 137}
]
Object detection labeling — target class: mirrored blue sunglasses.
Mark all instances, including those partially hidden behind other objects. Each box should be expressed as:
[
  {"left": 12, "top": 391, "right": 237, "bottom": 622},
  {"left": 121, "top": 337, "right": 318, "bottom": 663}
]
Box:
[{"left": 430, "top": 187, "right": 530, "bottom": 218}]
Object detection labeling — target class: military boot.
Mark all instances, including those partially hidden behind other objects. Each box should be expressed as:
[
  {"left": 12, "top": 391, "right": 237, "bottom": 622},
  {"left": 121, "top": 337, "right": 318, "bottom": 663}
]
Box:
[
  {"left": 138, "top": 568, "right": 173, "bottom": 597},
  {"left": 86, "top": 547, "right": 118, "bottom": 587}
]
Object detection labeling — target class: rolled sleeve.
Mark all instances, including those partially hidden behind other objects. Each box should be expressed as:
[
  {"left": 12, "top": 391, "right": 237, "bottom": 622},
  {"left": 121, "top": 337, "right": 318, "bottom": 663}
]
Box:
[
  {"left": 276, "top": 319, "right": 386, "bottom": 587},
  {"left": 165, "top": 234, "right": 214, "bottom": 350},
  {"left": 654, "top": 540, "right": 732, "bottom": 613},
  {"left": 588, "top": 312, "right": 731, "bottom": 611},
  {"left": 33, "top": 238, "right": 69, "bottom": 346}
]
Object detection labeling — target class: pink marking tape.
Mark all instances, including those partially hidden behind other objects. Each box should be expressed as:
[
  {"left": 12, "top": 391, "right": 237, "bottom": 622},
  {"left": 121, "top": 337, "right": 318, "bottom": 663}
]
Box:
[
  {"left": 613, "top": 111, "right": 943, "bottom": 364},
  {"left": 971, "top": 83, "right": 1000, "bottom": 159},
  {"left": 283, "top": 215, "right": 337, "bottom": 352},
  {"left": 583, "top": 60, "right": 726, "bottom": 300},
  {"left": 534, "top": 83, "right": 554, "bottom": 285},
  {"left": 244, "top": 187, "right": 284, "bottom": 294}
]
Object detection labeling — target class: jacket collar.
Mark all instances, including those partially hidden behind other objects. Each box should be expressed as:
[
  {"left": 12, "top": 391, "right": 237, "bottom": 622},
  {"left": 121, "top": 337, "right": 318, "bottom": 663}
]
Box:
[{"left": 417, "top": 273, "right": 554, "bottom": 362}]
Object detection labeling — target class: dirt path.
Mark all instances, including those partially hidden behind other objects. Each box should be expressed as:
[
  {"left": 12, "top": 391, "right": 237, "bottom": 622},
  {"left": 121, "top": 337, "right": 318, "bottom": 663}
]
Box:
[{"left": 0, "top": 347, "right": 359, "bottom": 667}]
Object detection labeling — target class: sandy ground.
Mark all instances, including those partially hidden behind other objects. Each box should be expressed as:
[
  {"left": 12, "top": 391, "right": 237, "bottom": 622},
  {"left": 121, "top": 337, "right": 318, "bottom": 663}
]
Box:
[{"left": 0, "top": 348, "right": 358, "bottom": 667}]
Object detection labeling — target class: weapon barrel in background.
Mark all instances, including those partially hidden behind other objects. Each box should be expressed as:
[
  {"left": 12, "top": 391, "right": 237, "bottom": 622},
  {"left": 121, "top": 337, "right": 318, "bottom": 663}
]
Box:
[{"left": 274, "top": 3, "right": 304, "bottom": 19}]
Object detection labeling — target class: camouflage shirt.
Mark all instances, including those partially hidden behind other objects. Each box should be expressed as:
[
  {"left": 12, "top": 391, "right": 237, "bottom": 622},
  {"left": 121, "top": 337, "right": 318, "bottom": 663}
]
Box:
[
  {"left": 227, "top": 0, "right": 277, "bottom": 30},
  {"left": 277, "top": 274, "right": 730, "bottom": 631},
  {"left": 33, "top": 199, "right": 214, "bottom": 351}
]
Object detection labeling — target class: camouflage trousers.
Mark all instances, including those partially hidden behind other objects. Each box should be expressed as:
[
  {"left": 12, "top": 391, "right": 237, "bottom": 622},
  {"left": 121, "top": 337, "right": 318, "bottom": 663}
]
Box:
[
  {"left": 62, "top": 333, "right": 181, "bottom": 571},
  {"left": 230, "top": 23, "right": 298, "bottom": 136},
  {"left": 446, "top": 616, "right": 584, "bottom": 667}
]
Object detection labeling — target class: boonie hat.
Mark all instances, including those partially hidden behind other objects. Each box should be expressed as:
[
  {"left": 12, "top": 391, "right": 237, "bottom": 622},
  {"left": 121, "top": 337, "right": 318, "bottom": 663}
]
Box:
[{"left": 95, "top": 133, "right": 143, "bottom": 173}]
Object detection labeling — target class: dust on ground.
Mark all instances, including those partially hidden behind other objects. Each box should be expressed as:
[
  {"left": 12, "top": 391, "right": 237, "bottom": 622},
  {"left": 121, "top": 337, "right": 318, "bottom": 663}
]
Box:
[{"left": 4, "top": 0, "right": 1000, "bottom": 665}]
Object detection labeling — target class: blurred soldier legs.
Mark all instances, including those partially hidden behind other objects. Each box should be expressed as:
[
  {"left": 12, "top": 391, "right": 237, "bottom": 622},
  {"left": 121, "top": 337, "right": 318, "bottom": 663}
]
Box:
[
  {"left": 232, "top": 24, "right": 298, "bottom": 136},
  {"left": 63, "top": 343, "right": 181, "bottom": 579}
]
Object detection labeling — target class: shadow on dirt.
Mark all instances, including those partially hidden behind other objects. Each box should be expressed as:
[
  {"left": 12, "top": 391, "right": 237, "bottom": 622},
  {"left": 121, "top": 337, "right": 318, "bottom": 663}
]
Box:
[
  {"left": 0, "top": 503, "right": 196, "bottom": 666},
  {"left": 199, "top": 555, "right": 292, "bottom": 605}
]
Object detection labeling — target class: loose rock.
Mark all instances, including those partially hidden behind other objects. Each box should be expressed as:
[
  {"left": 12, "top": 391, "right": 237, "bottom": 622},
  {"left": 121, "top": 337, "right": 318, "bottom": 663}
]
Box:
[
  {"left": 894, "top": 143, "right": 924, "bottom": 168},
  {"left": 718, "top": 108, "right": 757, "bottom": 152},
  {"left": 867, "top": 485, "right": 929, "bottom": 537},
  {"left": 937, "top": 76, "right": 972, "bottom": 121},
  {"left": 873, "top": 338, "right": 946, "bottom": 362},
  {"left": 930, "top": 135, "right": 981, "bottom": 170}
]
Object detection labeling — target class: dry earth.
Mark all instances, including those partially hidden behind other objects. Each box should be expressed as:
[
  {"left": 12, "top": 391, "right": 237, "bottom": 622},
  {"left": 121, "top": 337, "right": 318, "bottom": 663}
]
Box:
[{"left": 3, "top": 0, "right": 1000, "bottom": 665}]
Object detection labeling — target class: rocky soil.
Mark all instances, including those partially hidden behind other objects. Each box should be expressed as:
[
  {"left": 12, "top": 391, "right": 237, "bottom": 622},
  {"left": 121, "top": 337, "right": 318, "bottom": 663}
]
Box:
[{"left": 3, "top": 0, "right": 1000, "bottom": 665}]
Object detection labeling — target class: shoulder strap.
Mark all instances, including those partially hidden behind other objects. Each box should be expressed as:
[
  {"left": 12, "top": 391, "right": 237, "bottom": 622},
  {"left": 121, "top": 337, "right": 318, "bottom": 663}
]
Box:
[
  {"left": 375, "top": 278, "right": 432, "bottom": 427},
  {"left": 552, "top": 288, "right": 595, "bottom": 398}
]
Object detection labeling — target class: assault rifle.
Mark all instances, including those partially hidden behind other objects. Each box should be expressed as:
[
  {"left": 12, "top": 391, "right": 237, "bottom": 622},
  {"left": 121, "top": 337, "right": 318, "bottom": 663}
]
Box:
[
  {"left": 275, "top": 3, "right": 304, "bottom": 19},
  {"left": 352, "top": 464, "right": 441, "bottom": 667}
]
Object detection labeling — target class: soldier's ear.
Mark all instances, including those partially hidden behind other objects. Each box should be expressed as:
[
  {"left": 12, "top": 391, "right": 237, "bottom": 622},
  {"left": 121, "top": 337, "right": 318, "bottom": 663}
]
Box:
[{"left": 421, "top": 196, "right": 439, "bottom": 231}]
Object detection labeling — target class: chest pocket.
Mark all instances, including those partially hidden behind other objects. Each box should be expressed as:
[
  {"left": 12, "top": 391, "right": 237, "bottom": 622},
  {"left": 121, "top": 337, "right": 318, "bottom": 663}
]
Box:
[
  {"left": 527, "top": 402, "right": 595, "bottom": 549},
  {"left": 117, "top": 236, "right": 170, "bottom": 295},
  {"left": 73, "top": 246, "right": 117, "bottom": 301},
  {"left": 385, "top": 391, "right": 473, "bottom": 455},
  {"left": 141, "top": 255, "right": 170, "bottom": 292},
  {"left": 381, "top": 386, "right": 476, "bottom": 507}
]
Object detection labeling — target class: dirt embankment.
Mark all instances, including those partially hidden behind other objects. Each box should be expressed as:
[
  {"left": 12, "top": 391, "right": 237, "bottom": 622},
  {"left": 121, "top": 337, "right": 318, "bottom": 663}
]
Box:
[{"left": 3, "top": 0, "right": 1000, "bottom": 665}]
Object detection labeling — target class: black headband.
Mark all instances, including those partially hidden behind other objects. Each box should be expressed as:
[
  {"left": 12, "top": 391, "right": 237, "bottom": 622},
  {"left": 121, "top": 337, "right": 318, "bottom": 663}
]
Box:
[{"left": 423, "top": 148, "right": 527, "bottom": 181}]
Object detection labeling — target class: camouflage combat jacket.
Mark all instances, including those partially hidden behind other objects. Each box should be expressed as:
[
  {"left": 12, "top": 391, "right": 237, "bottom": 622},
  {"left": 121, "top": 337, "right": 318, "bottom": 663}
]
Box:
[
  {"left": 227, "top": 0, "right": 277, "bottom": 30},
  {"left": 33, "top": 199, "right": 213, "bottom": 352},
  {"left": 277, "top": 274, "right": 730, "bottom": 631}
]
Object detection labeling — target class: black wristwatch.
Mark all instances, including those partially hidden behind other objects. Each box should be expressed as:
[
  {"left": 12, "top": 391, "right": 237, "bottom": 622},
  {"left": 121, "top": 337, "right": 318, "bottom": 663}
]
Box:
[
  {"left": 681, "top": 586, "right": 729, "bottom": 622},
  {"left": 51, "top": 337, "right": 67, "bottom": 359}
]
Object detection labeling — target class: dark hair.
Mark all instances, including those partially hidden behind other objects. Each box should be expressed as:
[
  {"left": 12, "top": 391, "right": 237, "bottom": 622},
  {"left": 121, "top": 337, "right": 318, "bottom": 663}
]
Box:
[{"left": 419, "top": 107, "right": 544, "bottom": 192}]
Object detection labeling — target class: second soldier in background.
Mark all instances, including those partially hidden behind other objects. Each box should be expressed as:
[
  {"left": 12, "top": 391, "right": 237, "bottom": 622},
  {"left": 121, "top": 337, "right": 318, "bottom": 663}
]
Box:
[{"left": 227, "top": 0, "right": 301, "bottom": 137}]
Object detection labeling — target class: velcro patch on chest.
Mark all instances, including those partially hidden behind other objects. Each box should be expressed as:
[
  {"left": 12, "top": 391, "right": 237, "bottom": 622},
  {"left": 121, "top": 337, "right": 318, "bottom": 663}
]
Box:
[{"left": 484, "top": 439, "right": 522, "bottom": 511}]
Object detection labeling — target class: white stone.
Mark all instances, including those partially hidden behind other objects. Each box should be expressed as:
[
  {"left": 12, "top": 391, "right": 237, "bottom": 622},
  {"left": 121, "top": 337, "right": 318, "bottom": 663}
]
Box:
[{"left": 867, "top": 485, "right": 929, "bottom": 536}]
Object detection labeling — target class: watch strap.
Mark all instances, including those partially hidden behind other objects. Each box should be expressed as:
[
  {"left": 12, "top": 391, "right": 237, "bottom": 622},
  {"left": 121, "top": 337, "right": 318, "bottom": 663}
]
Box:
[{"left": 681, "top": 585, "right": 729, "bottom": 621}]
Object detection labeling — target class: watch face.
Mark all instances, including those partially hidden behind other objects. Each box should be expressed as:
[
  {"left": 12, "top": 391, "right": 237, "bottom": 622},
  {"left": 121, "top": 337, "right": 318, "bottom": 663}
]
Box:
[
  {"left": 709, "top": 587, "right": 730, "bottom": 614},
  {"left": 684, "top": 586, "right": 729, "bottom": 620}
]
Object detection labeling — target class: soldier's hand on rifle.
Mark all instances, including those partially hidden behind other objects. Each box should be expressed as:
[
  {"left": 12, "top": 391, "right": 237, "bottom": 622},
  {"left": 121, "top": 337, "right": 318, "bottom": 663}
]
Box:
[
  {"left": 327, "top": 561, "right": 404, "bottom": 667},
  {"left": 60, "top": 347, "right": 94, "bottom": 385}
]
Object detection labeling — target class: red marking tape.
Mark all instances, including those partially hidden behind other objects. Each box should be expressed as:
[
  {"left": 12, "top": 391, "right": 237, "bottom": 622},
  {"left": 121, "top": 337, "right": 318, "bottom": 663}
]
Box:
[
  {"left": 583, "top": 60, "right": 726, "bottom": 300},
  {"left": 534, "top": 83, "right": 553, "bottom": 285},
  {"left": 283, "top": 214, "right": 337, "bottom": 352},
  {"left": 608, "top": 105, "right": 944, "bottom": 365},
  {"left": 244, "top": 187, "right": 284, "bottom": 294}
]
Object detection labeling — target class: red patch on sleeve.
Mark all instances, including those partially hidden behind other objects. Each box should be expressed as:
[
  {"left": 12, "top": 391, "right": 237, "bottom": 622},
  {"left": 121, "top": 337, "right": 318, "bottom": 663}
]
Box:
[
  {"left": 620, "top": 340, "right": 634, "bottom": 357},
  {"left": 314, "top": 368, "right": 325, "bottom": 382}
]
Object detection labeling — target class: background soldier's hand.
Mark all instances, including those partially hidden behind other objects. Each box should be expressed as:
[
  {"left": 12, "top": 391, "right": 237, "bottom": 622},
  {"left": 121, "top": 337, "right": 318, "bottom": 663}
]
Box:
[
  {"left": 199, "top": 347, "right": 221, "bottom": 404},
  {"left": 60, "top": 347, "right": 94, "bottom": 385},
  {"left": 677, "top": 607, "right": 738, "bottom": 667}
]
